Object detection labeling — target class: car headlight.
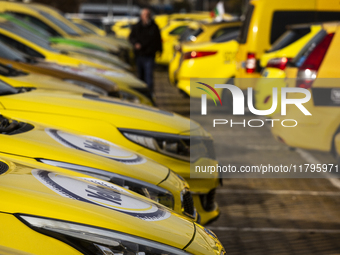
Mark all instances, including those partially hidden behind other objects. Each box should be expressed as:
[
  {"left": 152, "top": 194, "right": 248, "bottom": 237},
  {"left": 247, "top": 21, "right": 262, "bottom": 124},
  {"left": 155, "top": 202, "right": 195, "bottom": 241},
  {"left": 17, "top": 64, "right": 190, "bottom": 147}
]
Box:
[
  {"left": 17, "top": 215, "right": 190, "bottom": 255},
  {"left": 64, "top": 79, "right": 108, "bottom": 96},
  {"left": 36, "top": 159, "right": 174, "bottom": 209},
  {"left": 118, "top": 129, "right": 216, "bottom": 162}
]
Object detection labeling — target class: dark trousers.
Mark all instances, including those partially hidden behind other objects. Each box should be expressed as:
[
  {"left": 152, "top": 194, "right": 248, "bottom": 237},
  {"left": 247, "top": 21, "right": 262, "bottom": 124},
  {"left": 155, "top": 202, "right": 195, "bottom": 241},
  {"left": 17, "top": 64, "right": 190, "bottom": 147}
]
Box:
[{"left": 135, "top": 55, "right": 154, "bottom": 94}]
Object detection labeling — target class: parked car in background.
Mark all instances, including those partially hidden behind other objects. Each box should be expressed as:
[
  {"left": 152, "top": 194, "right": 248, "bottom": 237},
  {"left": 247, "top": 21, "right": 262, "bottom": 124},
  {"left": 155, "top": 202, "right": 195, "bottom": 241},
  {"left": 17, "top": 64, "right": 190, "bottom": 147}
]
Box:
[
  {"left": 234, "top": 0, "right": 340, "bottom": 93},
  {"left": 271, "top": 22, "right": 340, "bottom": 156}
]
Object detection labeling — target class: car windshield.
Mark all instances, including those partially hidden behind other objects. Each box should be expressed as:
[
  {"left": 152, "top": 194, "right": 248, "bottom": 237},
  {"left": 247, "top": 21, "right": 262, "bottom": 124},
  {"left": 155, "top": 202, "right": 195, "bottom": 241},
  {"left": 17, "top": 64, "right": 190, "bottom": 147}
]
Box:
[
  {"left": 11, "top": 14, "right": 51, "bottom": 38},
  {"left": 35, "top": 8, "right": 80, "bottom": 36},
  {"left": 74, "top": 22, "right": 96, "bottom": 34},
  {"left": 267, "top": 27, "right": 311, "bottom": 53},
  {"left": 0, "top": 41, "right": 26, "bottom": 62},
  {"left": 0, "top": 21, "right": 59, "bottom": 52},
  {"left": 0, "top": 79, "right": 17, "bottom": 95}
]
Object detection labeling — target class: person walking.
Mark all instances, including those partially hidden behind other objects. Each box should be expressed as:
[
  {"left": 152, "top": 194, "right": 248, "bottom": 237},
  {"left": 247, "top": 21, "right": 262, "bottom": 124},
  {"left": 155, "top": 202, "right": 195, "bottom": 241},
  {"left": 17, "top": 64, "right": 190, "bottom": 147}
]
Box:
[{"left": 129, "top": 8, "right": 162, "bottom": 102}]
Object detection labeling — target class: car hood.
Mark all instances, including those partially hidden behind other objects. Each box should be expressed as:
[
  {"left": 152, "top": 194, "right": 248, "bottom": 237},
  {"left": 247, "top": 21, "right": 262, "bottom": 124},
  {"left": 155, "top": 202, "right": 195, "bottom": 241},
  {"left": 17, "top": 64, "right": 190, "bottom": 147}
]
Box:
[
  {"left": 0, "top": 90, "right": 200, "bottom": 134},
  {"left": 0, "top": 117, "right": 169, "bottom": 184},
  {"left": 0, "top": 157, "right": 195, "bottom": 249}
]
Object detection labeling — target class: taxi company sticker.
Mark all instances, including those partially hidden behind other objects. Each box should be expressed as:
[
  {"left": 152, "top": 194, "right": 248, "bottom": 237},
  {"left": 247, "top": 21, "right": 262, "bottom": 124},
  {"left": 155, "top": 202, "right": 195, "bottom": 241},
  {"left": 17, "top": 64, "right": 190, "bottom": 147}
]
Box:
[
  {"left": 45, "top": 129, "right": 146, "bottom": 165},
  {"left": 32, "top": 170, "right": 171, "bottom": 221}
]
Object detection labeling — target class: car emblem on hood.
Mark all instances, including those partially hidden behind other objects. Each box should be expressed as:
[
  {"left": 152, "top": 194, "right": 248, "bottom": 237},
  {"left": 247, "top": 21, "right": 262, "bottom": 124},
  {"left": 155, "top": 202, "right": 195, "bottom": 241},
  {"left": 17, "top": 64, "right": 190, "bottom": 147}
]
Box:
[
  {"left": 46, "top": 129, "right": 146, "bottom": 165},
  {"left": 33, "top": 170, "right": 171, "bottom": 221}
]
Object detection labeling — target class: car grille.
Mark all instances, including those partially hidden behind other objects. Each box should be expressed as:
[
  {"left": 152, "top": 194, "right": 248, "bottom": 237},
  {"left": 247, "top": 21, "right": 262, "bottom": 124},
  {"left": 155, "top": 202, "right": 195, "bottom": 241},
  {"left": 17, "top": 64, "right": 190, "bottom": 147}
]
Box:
[
  {"left": 199, "top": 189, "right": 216, "bottom": 212},
  {"left": 182, "top": 189, "right": 195, "bottom": 217}
]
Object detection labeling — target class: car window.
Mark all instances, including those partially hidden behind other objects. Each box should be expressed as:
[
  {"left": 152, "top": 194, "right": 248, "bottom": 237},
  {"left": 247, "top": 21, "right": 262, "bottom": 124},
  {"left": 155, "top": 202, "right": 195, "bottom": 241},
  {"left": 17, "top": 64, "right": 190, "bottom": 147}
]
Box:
[
  {"left": 270, "top": 11, "right": 317, "bottom": 45},
  {"left": 169, "top": 25, "right": 188, "bottom": 35},
  {"left": 32, "top": 8, "right": 80, "bottom": 36},
  {"left": 238, "top": 4, "right": 254, "bottom": 44},
  {"left": 267, "top": 27, "right": 311, "bottom": 53},
  {"left": 291, "top": 29, "right": 327, "bottom": 67},
  {"left": 0, "top": 21, "right": 58, "bottom": 52},
  {"left": 212, "top": 30, "right": 240, "bottom": 43},
  {"left": 0, "top": 79, "right": 17, "bottom": 95},
  {"left": 0, "top": 41, "right": 26, "bottom": 61},
  {"left": 74, "top": 23, "right": 96, "bottom": 34},
  {"left": 271, "top": 11, "right": 340, "bottom": 45},
  {"left": 6, "top": 12, "right": 60, "bottom": 37},
  {"left": 179, "top": 27, "right": 203, "bottom": 42},
  {"left": 211, "top": 26, "right": 241, "bottom": 40},
  {"left": 0, "top": 33, "right": 45, "bottom": 58}
]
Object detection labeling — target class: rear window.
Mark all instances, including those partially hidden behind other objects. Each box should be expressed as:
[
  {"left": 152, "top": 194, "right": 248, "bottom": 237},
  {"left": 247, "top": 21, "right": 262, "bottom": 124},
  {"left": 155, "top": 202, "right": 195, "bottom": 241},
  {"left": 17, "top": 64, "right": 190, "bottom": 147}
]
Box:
[
  {"left": 238, "top": 4, "right": 254, "bottom": 44},
  {"left": 179, "top": 27, "right": 203, "bottom": 42},
  {"left": 271, "top": 12, "right": 316, "bottom": 45},
  {"left": 267, "top": 27, "right": 311, "bottom": 53},
  {"left": 212, "top": 30, "right": 240, "bottom": 43},
  {"left": 291, "top": 29, "right": 327, "bottom": 67},
  {"left": 270, "top": 11, "right": 340, "bottom": 45},
  {"left": 169, "top": 25, "right": 188, "bottom": 35},
  {"left": 211, "top": 26, "right": 241, "bottom": 40}
]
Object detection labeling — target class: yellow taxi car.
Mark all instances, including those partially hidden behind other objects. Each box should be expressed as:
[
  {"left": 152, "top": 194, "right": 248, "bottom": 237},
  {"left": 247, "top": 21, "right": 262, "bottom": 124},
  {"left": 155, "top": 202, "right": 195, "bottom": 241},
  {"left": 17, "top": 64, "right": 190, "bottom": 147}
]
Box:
[
  {"left": 234, "top": 0, "right": 340, "bottom": 92},
  {"left": 0, "top": 80, "right": 220, "bottom": 224},
  {"left": 0, "top": 155, "right": 226, "bottom": 255},
  {"left": 169, "top": 21, "right": 241, "bottom": 87},
  {"left": 0, "top": 19, "right": 152, "bottom": 105},
  {"left": 32, "top": 3, "right": 132, "bottom": 53},
  {"left": 0, "top": 114, "right": 198, "bottom": 221},
  {"left": 255, "top": 23, "right": 323, "bottom": 116},
  {"left": 156, "top": 20, "right": 192, "bottom": 65},
  {"left": 0, "top": 47, "right": 119, "bottom": 96},
  {"left": 112, "top": 19, "right": 137, "bottom": 39},
  {"left": 271, "top": 22, "right": 340, "bottom": 155},
  {"left": 0, "top": 2, "right": 122, "bottom": 54},
  {"left": 175, "top": 29, "right": 239, "bottom": 97}
]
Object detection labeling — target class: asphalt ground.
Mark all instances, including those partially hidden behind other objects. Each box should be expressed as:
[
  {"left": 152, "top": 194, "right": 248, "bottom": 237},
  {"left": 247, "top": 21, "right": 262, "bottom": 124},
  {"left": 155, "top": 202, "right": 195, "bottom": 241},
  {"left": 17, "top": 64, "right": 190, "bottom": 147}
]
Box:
[{"left": 153, "top": 67, "right": 340, "bottom": 255}]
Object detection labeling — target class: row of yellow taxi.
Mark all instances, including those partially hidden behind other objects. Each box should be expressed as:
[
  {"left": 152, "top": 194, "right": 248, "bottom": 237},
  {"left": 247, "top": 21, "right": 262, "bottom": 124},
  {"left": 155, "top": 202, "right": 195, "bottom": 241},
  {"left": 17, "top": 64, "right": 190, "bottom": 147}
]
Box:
[
  {"left": 234, "top": 0, "right": 340, "bottom": 164},
  {"left": 0, "top": 2, "right": 226, "bottom": 255},
  {"left": 165, "top": 0, "right": 340, "bottom": 165}
]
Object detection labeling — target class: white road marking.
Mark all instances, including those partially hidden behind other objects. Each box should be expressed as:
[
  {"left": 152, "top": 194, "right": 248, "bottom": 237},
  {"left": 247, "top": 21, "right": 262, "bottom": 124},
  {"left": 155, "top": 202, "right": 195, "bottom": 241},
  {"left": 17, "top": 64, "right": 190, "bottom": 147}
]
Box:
[
  {"left": 296, "top": 148, "right": 340, "bottom": 189},
  {"left": 216, "top": 189, "right": 340, "bottom": 196},
  {"left": 208, "top": 226, "right": 340, "bottom": 234}
]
